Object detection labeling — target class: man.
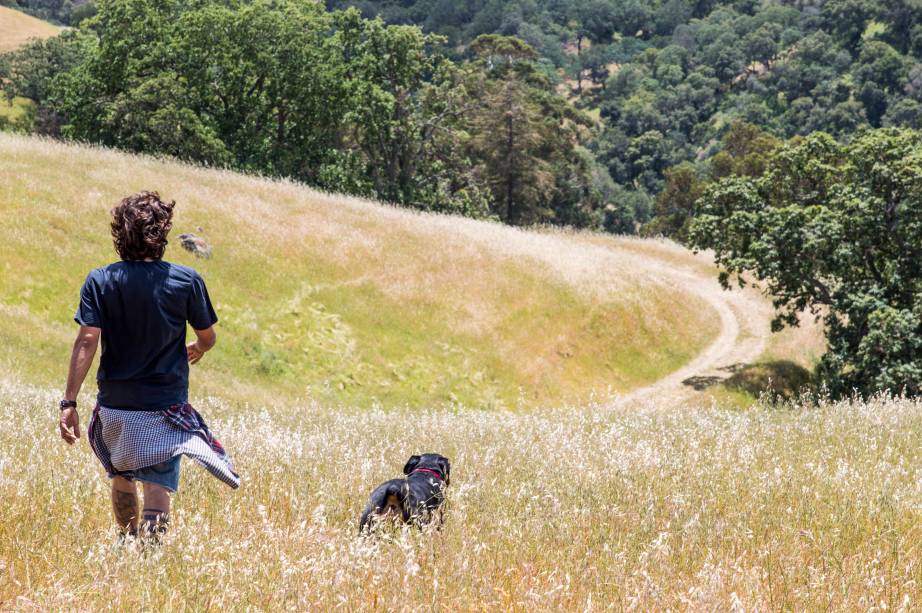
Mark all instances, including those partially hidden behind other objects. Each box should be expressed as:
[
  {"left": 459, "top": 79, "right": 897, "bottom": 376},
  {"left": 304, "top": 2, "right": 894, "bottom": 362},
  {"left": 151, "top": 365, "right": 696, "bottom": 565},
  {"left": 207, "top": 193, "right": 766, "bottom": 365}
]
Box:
[{"left": 59, "top": 191, "right": 239, "bottom": 540}]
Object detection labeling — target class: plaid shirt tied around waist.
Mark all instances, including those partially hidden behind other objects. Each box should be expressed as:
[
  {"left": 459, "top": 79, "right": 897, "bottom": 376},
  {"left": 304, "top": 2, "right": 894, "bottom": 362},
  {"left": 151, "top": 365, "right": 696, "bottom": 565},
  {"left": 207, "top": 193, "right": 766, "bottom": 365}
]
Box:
[{"left": 88, "top": 402, "right": 240, "bottom": 489}]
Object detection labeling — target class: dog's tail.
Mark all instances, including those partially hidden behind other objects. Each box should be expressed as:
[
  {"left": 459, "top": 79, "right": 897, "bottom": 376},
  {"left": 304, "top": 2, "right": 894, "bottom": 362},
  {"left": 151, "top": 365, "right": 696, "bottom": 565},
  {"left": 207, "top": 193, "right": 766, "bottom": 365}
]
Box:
[{"left": 359, "top": 481, "right": 406, "bottom": 534}]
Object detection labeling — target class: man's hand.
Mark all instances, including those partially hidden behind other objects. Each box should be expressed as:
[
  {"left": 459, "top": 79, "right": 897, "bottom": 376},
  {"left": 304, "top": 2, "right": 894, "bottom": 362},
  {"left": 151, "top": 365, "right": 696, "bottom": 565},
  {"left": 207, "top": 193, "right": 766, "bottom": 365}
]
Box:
[
  {"left": 59, "top": 407, "right": 80, "bottom": 445},
  {"left": 187, "top": 326, "right": 216, "bottom": 365},
  {"left": 60, "top": 325, "right": 98, "bottom": 447},
  {"left": 187, "top": 341, "right": 205, "bottom": 364}
]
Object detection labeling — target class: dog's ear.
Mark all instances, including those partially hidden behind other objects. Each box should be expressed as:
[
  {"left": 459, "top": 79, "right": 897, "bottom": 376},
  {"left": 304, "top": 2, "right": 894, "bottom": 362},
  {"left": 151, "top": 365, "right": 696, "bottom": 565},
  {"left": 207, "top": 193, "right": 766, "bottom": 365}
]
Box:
[
  {"left": 439, "top": 457, "right": 451, "bottom": 486},
  {"left": 403, "top": 455, "right": 421, "bottom": 475}
]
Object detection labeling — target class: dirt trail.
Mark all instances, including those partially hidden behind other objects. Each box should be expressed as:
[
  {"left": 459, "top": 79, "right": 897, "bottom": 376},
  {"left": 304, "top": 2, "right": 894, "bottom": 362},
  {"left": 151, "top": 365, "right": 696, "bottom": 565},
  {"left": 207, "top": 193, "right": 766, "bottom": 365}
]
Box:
[
  {"left": 453, "top": 225, "right": 779, "bottom": 408},
  {"left": 433, "top": 224, "right": 777, "bottom": 408},
  {"left": 607, "top": 247, "right": 775, "bottom": 408}
]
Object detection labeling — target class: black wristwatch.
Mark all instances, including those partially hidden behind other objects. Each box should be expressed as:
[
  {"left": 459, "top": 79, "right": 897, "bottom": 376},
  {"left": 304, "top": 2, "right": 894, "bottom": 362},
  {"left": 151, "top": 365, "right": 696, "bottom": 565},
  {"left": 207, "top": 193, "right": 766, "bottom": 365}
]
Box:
[{"left": 60, "top": 399, "right": 77, "bottom": 411}]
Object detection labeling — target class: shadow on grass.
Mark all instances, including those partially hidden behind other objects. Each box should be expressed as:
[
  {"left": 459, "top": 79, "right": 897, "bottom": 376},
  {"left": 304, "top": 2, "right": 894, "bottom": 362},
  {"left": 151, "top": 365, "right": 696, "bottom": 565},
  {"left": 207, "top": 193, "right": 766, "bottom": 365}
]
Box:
[
  {"left": 682, "top": 375, "right": 724, "bottom": 391},
  {"left": 683, "top": 360, "right": 813, "bottom": 398}
]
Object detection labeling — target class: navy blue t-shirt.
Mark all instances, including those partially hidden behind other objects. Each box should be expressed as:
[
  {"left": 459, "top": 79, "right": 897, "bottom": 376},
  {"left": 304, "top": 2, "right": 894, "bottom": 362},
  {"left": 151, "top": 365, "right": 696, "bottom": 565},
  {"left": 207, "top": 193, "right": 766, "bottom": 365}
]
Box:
[{"left": 74, "top": 261, "right": 218, "bottom": 410}]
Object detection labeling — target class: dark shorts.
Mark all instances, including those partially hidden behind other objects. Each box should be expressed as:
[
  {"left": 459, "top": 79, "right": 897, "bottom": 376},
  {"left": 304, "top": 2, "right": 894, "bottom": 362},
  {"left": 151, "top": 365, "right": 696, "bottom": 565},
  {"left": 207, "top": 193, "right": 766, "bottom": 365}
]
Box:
[{"left": 114, "top": 455, "right": 182, "bottom": 493}]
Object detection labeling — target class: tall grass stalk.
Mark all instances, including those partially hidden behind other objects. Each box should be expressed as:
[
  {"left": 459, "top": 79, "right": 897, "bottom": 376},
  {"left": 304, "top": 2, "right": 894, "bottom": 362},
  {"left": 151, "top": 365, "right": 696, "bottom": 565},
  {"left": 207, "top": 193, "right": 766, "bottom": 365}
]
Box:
[{"left": 2, "top": 381, "right": 920, "bottom": 610}]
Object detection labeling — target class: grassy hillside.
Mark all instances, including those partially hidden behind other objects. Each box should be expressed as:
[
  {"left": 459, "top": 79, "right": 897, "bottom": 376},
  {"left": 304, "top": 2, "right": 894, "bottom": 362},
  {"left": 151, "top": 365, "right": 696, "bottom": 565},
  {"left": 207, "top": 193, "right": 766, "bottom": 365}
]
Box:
[
  {"left": 0, "top": 5, "right": 60, "bottom": 53},
  {"left": 0, "top": 133, "right": 723, "bottom": 409}
]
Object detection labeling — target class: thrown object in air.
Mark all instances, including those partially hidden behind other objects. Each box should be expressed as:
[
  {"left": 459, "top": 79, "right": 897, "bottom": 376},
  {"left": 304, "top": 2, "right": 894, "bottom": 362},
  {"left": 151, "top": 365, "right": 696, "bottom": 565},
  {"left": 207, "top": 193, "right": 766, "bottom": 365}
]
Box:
[{"left": 178, "top": 233, "right": 212, "bottom": 259}]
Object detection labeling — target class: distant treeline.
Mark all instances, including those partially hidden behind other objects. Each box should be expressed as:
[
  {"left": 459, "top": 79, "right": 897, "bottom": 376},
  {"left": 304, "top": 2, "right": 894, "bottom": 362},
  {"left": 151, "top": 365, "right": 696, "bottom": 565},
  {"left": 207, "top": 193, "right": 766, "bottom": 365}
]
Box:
[
  {"left": 0, "top": 0, "right": 625, "bottom": 231},
  {"left": 3, "top": 0, "right": 922, "bottom": 236},
  {"left": 328, "top": 0, "right": 922, "bottom": 237}
]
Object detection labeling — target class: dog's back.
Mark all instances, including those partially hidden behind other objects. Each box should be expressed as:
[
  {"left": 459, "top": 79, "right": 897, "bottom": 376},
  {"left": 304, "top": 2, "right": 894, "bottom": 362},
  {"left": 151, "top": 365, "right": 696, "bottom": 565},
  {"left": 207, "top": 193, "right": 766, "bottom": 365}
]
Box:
[{"left": 359, "top": 478, "right": 408, "bottom": 532}]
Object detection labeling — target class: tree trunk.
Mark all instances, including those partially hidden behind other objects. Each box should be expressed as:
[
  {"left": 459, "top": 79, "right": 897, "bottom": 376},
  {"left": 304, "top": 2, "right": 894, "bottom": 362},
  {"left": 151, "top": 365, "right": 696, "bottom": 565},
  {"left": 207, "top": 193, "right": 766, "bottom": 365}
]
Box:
[
  {"left": 576, "top": 34, "right": 583, "bottom": 96},
  {"left": 504, "top": 105, "right": 516, "bottom": 224}
]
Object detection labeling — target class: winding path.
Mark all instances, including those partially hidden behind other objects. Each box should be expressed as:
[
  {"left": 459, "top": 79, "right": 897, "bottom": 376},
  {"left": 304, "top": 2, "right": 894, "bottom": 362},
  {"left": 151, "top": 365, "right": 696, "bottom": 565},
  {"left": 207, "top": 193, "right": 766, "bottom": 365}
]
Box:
[
  {"left": 604, "top": 245, "right": 776, "bottom": 408},
  {"left": 433, "top": 220, "right": 779, "bottom": 408}
]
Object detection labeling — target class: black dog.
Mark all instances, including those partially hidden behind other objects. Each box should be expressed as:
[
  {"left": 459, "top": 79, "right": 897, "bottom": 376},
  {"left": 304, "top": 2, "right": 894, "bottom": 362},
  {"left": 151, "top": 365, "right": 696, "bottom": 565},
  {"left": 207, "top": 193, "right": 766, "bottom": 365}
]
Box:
[{"left": 359, "top": 453, "right": 451, "bottom": 533}]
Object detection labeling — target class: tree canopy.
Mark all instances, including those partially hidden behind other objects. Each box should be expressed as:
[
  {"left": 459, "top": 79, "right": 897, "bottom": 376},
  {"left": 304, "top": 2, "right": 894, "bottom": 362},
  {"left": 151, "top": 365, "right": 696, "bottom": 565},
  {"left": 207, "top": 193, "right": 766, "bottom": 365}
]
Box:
[
  {"left": 327, "top": 0, "right": 922, "bottom": 236},
  {"left": 692, "top": 129, "right": 922, "bottom": 398},
  {"left": 5, "top": 0, "right": 922, "bottom": 238},
  {"left": 1, "top": 0, "right": 614, "bottom": 228}
]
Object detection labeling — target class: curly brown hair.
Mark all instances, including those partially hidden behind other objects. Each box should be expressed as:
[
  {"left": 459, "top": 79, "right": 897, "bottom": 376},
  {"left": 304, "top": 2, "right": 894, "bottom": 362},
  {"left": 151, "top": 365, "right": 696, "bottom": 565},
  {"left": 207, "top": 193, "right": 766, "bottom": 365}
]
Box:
[{"left": 110, "top": 191, "right": 176, "bottom": 261}]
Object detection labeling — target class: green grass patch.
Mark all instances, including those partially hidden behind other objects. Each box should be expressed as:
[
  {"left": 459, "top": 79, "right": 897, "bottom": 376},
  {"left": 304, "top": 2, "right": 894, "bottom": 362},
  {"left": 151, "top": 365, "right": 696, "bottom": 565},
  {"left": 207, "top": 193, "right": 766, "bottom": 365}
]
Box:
[
  {"left": 0, "top": 96, "right": 33, "bottom": 127},
  {"left": 0, "top": 134, "right": 721, "bottom": 409}
]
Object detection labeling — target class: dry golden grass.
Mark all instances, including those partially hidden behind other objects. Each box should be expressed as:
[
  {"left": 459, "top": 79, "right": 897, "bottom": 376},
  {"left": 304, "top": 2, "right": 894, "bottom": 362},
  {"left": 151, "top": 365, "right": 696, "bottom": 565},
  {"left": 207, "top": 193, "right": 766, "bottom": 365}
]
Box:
[
  {"left": 0, "top": 133, "right": 722, "bottom": 409},
  {"left": 0, "top": 6, "right": 60, "bottom": 53},
  {"left": 3, "top": 381, "right": 921, "bottom": 610}
]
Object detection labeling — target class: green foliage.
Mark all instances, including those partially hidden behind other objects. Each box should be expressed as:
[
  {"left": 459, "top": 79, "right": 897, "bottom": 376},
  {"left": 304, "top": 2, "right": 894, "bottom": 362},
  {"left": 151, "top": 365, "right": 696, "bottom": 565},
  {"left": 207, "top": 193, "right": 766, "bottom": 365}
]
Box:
[
  {"left": 336, "top": 12, "right": 488, "bottom": 214},
  {"left": 640, "top": 121, "right": 780, "bottom": 240},
  {"left": 50, "top": 0, "right": 349, "bottom": 175},
  {"left": 691, "top": 129, "right": 922, "bottom": 398},
  {"left": 2, "top": 0, "right": 615, "bottom": 229},
  {"left": 0, "top": 29, "right": 89, "bottom": 134},
  {"left": 583, "top": 0, "right": 922, "bottom": 233},
  {"left": 642, "top": 163, "right": 703, "bottom": 240},
  {"left": 710, "top": 121, "right": 781, "bottom": 180},
  {"left": 95, "top": 72, "right": 232, "bottom": 165},
  {"left": 465, "top": 35, "right": 607, "bottom": 226}
]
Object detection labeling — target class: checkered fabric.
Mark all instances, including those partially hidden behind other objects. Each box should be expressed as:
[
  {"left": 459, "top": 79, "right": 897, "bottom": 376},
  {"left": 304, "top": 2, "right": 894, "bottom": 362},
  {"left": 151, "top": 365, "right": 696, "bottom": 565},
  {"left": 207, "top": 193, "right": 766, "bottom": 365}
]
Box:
[{"left": 88, "top": 403, "right": 240, "bottom": 489}]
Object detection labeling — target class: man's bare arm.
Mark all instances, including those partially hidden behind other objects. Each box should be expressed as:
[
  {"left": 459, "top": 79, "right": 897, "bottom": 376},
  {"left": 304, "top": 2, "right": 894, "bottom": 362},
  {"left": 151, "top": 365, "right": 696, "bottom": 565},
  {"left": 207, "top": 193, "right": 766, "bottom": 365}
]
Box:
[
  {"left": 187, "top": 326, "right": 216, "bottom": 365},
  {"left": 60, "top": 326, "right": 100, "bottom": 445}
]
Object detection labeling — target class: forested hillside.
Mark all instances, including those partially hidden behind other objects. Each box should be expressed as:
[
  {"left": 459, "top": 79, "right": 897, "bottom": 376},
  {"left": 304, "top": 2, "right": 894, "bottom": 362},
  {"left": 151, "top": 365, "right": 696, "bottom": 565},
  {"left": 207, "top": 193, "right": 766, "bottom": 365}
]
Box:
[
  {"left": 327, "top": 0, "right": 922, "bottom": 233},
  {"left": 0, "top": 0, "right": 623, "bottom": 231},
  {"left": 2, "top": 0, "right": 921, "bottom": 235}
]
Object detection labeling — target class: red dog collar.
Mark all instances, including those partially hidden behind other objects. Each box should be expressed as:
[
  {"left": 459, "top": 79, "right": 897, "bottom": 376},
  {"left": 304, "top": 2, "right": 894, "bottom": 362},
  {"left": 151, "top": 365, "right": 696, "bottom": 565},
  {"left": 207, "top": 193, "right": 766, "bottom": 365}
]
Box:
[{"left": 411, "top": 467, "right": 444, "bottom": 480}]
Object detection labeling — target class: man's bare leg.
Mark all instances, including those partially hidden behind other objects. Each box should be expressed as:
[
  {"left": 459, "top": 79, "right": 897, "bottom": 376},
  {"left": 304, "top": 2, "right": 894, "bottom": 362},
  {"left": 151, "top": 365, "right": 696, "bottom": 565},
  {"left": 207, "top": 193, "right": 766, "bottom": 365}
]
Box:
[
  {"left": 141, "top": 482, "right": 171, "bottom": 539},
  {"left": 111, "top": 477, "right": 139, "bottom": 536}
]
